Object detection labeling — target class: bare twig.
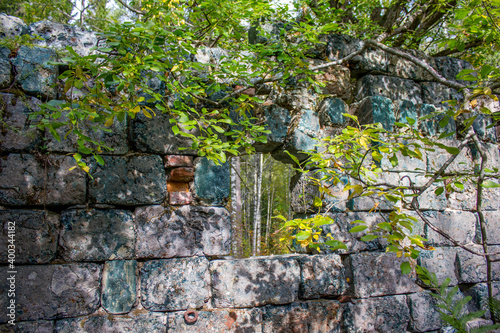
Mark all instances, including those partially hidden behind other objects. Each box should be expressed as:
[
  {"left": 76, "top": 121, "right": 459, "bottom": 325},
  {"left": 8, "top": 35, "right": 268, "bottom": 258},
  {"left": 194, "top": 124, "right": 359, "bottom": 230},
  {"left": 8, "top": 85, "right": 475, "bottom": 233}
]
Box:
[{"left": 115, "top": 0, "right": 146, "bottom": 15}]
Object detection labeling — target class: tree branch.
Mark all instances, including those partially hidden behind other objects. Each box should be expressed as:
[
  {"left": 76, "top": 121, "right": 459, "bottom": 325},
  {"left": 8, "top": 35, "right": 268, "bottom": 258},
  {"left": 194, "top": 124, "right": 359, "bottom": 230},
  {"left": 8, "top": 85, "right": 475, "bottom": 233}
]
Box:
[{"left": 115, "top": 0, "right": 145, "bottom": 15}]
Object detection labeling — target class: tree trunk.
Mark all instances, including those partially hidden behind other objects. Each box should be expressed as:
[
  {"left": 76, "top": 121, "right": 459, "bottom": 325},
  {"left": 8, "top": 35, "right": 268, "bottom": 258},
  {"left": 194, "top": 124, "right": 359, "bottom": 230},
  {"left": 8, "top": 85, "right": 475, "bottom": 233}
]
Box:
[
  {"left": 252, "top": 154, "right": 263, "bottom": 256},
  {"left": 230, "top": 156, "right": 243, "bottom": 258}
]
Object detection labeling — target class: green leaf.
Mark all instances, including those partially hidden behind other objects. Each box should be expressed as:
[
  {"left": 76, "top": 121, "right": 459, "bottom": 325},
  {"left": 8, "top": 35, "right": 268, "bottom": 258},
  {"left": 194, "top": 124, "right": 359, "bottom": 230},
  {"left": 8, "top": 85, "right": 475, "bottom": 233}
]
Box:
[
  {"left": 435, "top": 187, "right": 445, "bottom": 196},
  {"left": 172, "top": 125, "right": 180, "bottom": 135},
  {"left": 400, "top": 261, "right": 412, "bottom": 275},
  {"left": 349, "top": 225, "right": 368, "bottom": 233},
  {"left": 313, "top": 196, "right": 323, "bottom": 207},
  {"left": 360, "top": 234, "right": 379, "bottom": 241},
  {"left": 482, "top": 180, "right": 500, "bottom": 188}
]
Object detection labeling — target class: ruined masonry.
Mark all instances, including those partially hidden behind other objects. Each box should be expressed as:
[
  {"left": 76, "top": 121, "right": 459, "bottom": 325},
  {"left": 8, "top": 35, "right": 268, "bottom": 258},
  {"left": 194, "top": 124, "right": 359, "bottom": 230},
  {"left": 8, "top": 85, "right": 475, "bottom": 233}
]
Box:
[{"left": 1, "top": 13, "right": 500, "bottom": 333}]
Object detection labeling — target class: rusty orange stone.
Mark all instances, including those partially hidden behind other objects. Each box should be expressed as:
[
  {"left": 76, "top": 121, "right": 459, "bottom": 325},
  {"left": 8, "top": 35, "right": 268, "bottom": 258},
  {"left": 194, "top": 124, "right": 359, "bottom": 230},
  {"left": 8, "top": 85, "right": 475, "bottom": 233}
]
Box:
[
  {"left": 163, "top": 155, "right": 194, "bottom": 168},
  {"left": 167, "top": 182, "right": 189, "bottom": 193}
]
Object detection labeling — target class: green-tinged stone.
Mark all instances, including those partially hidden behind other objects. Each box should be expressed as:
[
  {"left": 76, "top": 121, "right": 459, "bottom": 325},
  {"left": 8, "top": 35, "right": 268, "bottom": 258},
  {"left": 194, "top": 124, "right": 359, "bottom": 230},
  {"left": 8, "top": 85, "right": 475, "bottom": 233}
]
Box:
[
  {"left": 194, "top": 157, "right": 230, "bottom": 206},
  {"left": 355, "top": 96, "right": 395, "bottom": 131},
  {"left": 101, "top": 260, "right": 137, "bottom": 314}
]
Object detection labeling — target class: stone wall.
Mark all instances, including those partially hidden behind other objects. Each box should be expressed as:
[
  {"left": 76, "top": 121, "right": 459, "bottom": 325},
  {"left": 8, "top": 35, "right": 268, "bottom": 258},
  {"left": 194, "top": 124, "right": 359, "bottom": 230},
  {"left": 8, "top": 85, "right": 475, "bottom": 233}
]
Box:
[{"left": 1, "top": 14, "right": 500, "bottom": 332}]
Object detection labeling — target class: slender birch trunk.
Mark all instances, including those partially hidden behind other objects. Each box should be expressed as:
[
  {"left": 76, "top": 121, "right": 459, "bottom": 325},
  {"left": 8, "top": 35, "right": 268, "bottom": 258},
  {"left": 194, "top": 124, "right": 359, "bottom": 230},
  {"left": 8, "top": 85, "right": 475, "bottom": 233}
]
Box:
[
  {"left": 230, "top": 156, "right": 243, "bottom": 258},
  {"left": 252, "top": 154, "right": 263, "bottom": 256}
]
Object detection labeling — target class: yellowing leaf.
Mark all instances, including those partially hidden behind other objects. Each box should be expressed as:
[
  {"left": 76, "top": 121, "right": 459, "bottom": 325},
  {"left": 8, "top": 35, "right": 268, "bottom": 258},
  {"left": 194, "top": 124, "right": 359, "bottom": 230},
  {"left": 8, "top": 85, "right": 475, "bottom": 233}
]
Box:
[{"left": 131, "top": 105, "right": 141, "bottom": 114}]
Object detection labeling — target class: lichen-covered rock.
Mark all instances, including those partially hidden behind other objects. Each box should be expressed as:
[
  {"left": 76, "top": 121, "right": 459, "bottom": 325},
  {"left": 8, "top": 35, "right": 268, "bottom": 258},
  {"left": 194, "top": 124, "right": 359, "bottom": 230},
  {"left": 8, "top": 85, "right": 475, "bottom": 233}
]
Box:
[
  {"left": 434, "top": 57, "right": 473, "bottom": 84},
  {"left": 421, "top": 82, "right": 463, "bottom": 106},
  {"left": 167, "top": 308, "right": 262, "bottom": 332},
  {"left": 262, "top": 300, "right": 342, "bottom": 333},
  {"left": 210, "top": 256, "right": 300, "bottom": 308},
  {"left": 0, "top": 14, "right": 28, "bottom": 38},
  {"left": 408, "top": 292, "right": 443, "bottom": 332},
  {"left": 131, "top": 111, "right": 198, "bottom": 155},
  {"left": 272, "top": 87, "right": 320, "bottom": 113},
  {"left": 481, "top": 211, "right": 500, "bottom": 245},
  {"left": 318, "top": 98, "right": 348, "bottom": 127},
  {"left": 88, "top": 155, "right": 166, "bottom": 205},
  {"left": 0, "top": 93, "right": 42, "bottom": 152},
  {"left": 418, "top": 247, "right": 458, "bottom": 285},
  {"left": 194, "top": 157, "right": 230, "bottom": 206},
  {"left": 346, "top": 252, "right": 421, "bottom": 298},
  {"left": 0, "top": 154, "right": 86, "bottom": 206},
  {"left": 422, "top": 211, "right": 476, "bottom": 246},
  {"left": 307, "top": 59, "right": 351, "bottom": 99},
  {"left": 347, "top": 172, "right": 400, "bottom": 211},
  {"left": 0, "top": 263, "right": 101, "bottom": 322},
  {"left": 141, "top": 257, "right": 211, "bottom": 311},
  {"left": 59, "top": 209, "right": 135, "bottom": 261},
  {"left": 0, "top": 320, "right": 54, "bottom": 332},
  {"left": 427, "top": 139, "right": 473, "bottom": 174},
  {"left": 472, "top": 113, "right": 497, "bottom": 142},
  {"left": 134, "top": 205, "right": 231, "bottom": 258},
  {"left": 354, "top": 96, "right": 395, "bottom": 131},
  {"left": 101, "top": 260, "right": 137, "bottom": 314},
  {"left": 54, "top": 313, "right": 166, "bottom": 332},
  {"left": 342, "top": 295, "right": 410, "bottom": 333},
  {"left": 254, "top": 104, "right": 291, "bottom": 153},
  {"left": 0, "top": 210, "right": 59, "bottom": 264},
  {"left": 12, "top": 46, "right": 58, "bottom": 99},
  {"left": 29, "top": 20, "right": 98, "bottom": 57},
  {"left": 455, "top": 246, "right": 487, "bottom": 284},
  {"left": 356, "top": 75, "right": 422, "bottom": 104},
  {"left": 462, "top": 282, "right": 500, "bottom": 320},
  {"left": 298, "top": 254, "right": 347, "bottom": 299},
  {"left": 0, "top": 47, "right": 12, "bottom": 88}
]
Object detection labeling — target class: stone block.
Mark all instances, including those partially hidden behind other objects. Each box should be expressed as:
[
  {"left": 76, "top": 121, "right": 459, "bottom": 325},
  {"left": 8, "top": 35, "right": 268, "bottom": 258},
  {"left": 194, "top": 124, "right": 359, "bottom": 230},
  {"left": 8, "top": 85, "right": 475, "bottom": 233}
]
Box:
[
  {"left": 0, "top": 47, "right": 11, "bottom": 88},
  {"left": 272, "top": 87, "right": 320, "bottom": 114},
  {"left": 12, "top": 46, "right": 58, "bottom": 99},
  {"left": 290, "top": 171, "right": 348, "bottom": 214},
  {"left": 379, "top": 142, "right": 427, "bottom": 173},
  {"left": 401, "top": 172, "right": 447, "bottom": 211},
  {"left": 131, "top": 111, "right": 198, "bottom": 155},
  {"left": 434, "top": 57, "right": 473, "bottom": 84},
  {"left": 135, "top": 205, "right": 230, "bottom": 258},
  {"left": 342, "top": 295, "right": 410, "bottom": 333},
  {"left": 141, "top": 257, "right": 211, "bottom": 311},
  {"left": 318, "top": 98, "right": 348, "bottom": 127},
  {"left": 167, "top": 308, "right": 262, "bottom": 332},
  {"left": 471, "top": 142, "right": 500, "bottom": 175},
  {"left": 169, "top": 191, "right": 192, "bottom": 205},
  {"left": 418, "top": 247, "right": 459, "bottom": 285},
  {"left": 427, "top": 139, "right": 473, "bottom": 174},
  {"left": 54, "top": 313, "right": 166, "bottom": 332},
  {"left": 169, "top": 167, "right": 194, "bottom": 182},
  {"left": 194, "top": 157, "right": 230, "bottom": 206},
  {"left": 60, "top": 209, "right": 135, "bottom": 262},
  {"left": 0, "top": 210, "right": 59, "bottom": 264},
  {"left": 354, "top": 96, "right": 395, "bottom": 131},
  {"left": 456, "top": 246, "right": 487, "bottom": 284},
  {"left": 0, "top": 14, "right": 28, "bottom": 39},
  {"left": 210, "top": 256, "right": 300, "bottom": 308},
  {"left": 307, "top": 59, "right": 351, "bottom": 99},
  {"left": 462, "top": 282, "right": 500, "bottom": 320},
  {"left": 387, "top": 48, "right": 437, "bottom": 81},
  {"left": 254, "top": 104, "right": 291, "bottom": 153},
  {"left": 0, "top": 263, "right": 101, "bottom": 322},
  {"left": 29, "top": 20, "right": 98, "bottom": 57},
  {"left": 101, "top": 260, "right": 137, "bottom": 314},
  {"left": 347, "top": 172, "right": 401, "bottom": 211},
  {"left": 408, "top": 291, "right": 443, "bottom": 332},
  {"left": 285, "top": 109, "right": 322, "bottom": 160},
  {"left": 0, "top": 320, "right": 54, "bottom": 332},
  {"left": 262, "top": 300, "right": 342, "bottom": 333},
  {"left": 164, "top": 155, "right": 193, "bottom": 167},
  {"left": 46, "top": 116, "right": 128, "bottom": 154},
  {"left": 447, "top": 178, "right": 500, "bottom": 211},
  {"left": 346, "top": 252, "right": 421, "bottom": 298},
  {"left": 481, "top": 211, "right": 500, "bottom": 245},
  {"left": 472, "top": 113, "right": 497, "bottom": 142},
  {"left": 356, "top": 75, "right": 423, "bottom": 104},
  {"left": 88, "top": 155, "right": 166, "bottom": 205},
  {"left": 298, "top": 254, "right": 348, "bottom": 299},
  {"left": 423, "top": 211, "right": 476, "bottom": 246},
  {"left": 0, "top": 154, "right": 86, "bottom": 206},
  {"left": 0, "top": 93, "right": 42, "bottom": 152},
  {"left": 421, "top": 82, "right": 463, "bottom": 107}
]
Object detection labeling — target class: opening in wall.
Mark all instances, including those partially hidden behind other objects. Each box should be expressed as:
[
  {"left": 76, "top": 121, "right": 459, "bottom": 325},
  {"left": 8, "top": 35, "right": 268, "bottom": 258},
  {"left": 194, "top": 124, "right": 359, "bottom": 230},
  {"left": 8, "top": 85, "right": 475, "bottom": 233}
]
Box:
[{"left": 229, "top": 153, "right": 293, "bottom": 258}]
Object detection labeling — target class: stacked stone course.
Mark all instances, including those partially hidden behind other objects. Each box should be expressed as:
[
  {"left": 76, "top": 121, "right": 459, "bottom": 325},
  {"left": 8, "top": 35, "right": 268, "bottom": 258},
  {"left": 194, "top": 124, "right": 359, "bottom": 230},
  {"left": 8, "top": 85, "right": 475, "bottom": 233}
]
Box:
[{"left": 1, "top": 14, "right": 500, "bottom": 332}]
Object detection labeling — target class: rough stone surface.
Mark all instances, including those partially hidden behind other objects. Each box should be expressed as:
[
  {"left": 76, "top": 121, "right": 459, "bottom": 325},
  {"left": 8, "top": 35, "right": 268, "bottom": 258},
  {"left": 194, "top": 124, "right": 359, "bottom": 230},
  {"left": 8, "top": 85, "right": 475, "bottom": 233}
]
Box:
[
  {"left": 481, "top": 211, "right": 500, "bottom": 245},
  {"left": 319, "top": 98, "right": 348, "bottom": 127},
  {"left": 131, "top": 111, "right": 197, "bottom": 155},
  {"left": 307, "top": 59, "right": 351, "bottom": 99},
  {"left": 254, "top": 104, "right": 291, "bottom": 153},
  {"left": 0, "top": 14, "right": 28, "bottom": 38},
  {"left": 288, "top": 108, "right": 322, "bottom": 158},
  {"left": 12, "top": 46, "right": 58, "bottom": 99},
  {"left": 210, "top": 256, "right": 300, "bottom": 308},
  {"left": 88, "top": 155, "right": 166, "bottom": 205},
  {"left": 135, "top": 205, "right": 231, "bottom": 258},
  {"left": 434, "top": 57, "right": 473, "bottom": 84},
  {"left": 298, "top": 254, "right": 348, "bottom": 299},
  {"left": 169, "top": 167, "right": 194, "bottom": 182},
  {"left": 169, "top": 191, "right": 192, "bottom": 205},
  {"left": 141, "top": 257, "right": 211, "bottom": 311},
  {"left": 423, "top": 211, "right": 476, "bottom": 246},
  {"left": 167, "top": 308, "right": 262, "bottom": 332},
  {"left": 0, "top": 209, "right": 59, "bottom": 264},
  {"left": 194, "top": 157, "right": 230, "bottom": 206},
  {"left": 101, "top": 260, "right": 137, "bottom": 314},
  {"left": 262, "top": 300, "right": 342, "bottom": 333},
  {"left": 59, "top": 209, "right": 135, "bottom": 262},
  {"left": 0, "top": 93, "right": 42, "bottom": 152},
  {"left": 354, "top": 96, "right": 395, "bottom": 131},
  {"left": 347, "top": 252, "right": 421, "bottom": 298},
  {"left": 0, "top": 264, "right": 101, "bottom": 322},
  {"left": 356, "top": 75, "right": 422, "bottom": 104},
  {"left": 0, "top": 47, "right": 11, "bottom": 88},
  {"left": 0, "top": 320, "right": 54, "bottom": 332},
  {"left": 342, "top": 295, "right": 410, "bottom": 333},
  {"left": 455, "top": 246, "right": 488, "bottom": 283},
  {"left": 0, "top": 154, "right": 86, "bottom": 206},
  {"left": 421, "top": 82, "right": 463, "bottom": 106},
  {"left": 408, "top": 291, "right": 443, "bottom": 332},
  {"left": 54, "top": 313, "right": 166, "bottom": 332},
  {"left": 164, "top": 155, "right": 194, "bottom": 167},
  {"left": 29, "top": 20, "right": 98, "bottom": 57},
  {"left": 418, "top": 247, "right": 459, "bottom": 285}
]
